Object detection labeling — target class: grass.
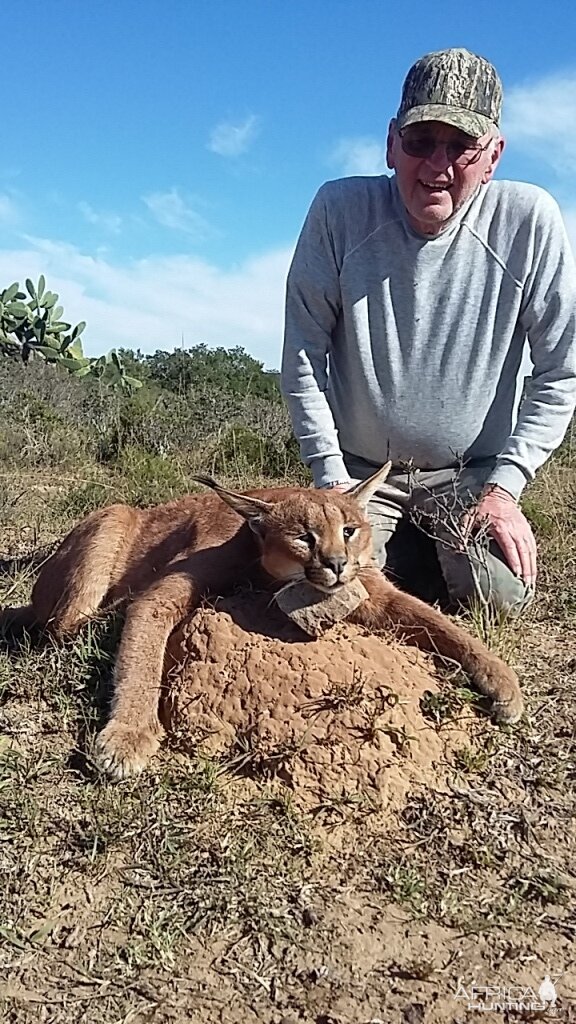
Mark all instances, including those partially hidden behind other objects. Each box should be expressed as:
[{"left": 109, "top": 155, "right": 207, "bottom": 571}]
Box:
[{"left": 0, "top": 402, "right": 575, "bottom": 1021}]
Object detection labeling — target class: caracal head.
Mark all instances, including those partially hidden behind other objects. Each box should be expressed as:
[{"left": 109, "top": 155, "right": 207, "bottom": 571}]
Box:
[{"left": 194, "top": 463, "right": 391, "bottom": 592}]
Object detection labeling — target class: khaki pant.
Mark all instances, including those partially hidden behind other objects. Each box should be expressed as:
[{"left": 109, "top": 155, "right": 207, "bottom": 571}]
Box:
[{"left": 344, "top": 453, "right": 532, "bottom": 616}]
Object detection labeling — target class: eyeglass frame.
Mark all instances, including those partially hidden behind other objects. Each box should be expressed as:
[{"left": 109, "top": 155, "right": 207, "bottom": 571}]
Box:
[{"left": 397, "top": 127, "right": 494, "bottom": 168}]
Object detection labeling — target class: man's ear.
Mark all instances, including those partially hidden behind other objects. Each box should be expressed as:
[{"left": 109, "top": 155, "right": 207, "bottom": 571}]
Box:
[
  {"left": 482, "top": 134, "right": 505, "bottom": 184},
  {"left": 386, "top": 119, "right": 397, "bottom": 170}
]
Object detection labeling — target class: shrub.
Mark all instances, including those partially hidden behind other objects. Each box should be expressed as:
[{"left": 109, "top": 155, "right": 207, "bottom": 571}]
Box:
[
  {"left": 208, "top": 426, "right": 308, "bottom": 481},
  {"left": 114, "top": 446, "right": 191, "bottom": 506}
]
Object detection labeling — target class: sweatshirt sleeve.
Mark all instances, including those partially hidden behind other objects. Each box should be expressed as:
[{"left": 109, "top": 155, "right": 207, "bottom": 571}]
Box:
[
  {"left": 487, "top": 192, "right": 576, "bottom": 499},
  {"left": 280, "top": 185, "right": 350, "bottom": 487}
]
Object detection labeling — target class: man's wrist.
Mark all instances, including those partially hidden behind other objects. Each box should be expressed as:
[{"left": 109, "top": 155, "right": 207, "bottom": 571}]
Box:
[
  {"left": 482, "top": 482, "right": 517, "bottom": 502},
  {"left": 323, "top": 479, "right": 351, "bottom": 490}
]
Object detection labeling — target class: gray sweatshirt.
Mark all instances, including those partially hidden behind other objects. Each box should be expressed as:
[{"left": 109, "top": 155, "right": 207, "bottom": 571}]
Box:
[{"left": 281, "top": 175, "right": 576, "bottom": 499}]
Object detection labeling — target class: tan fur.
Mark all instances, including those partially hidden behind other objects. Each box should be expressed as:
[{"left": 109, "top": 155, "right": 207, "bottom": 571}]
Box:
[{"left": 1, "top": 465, "right": 523, "bottom": 778}]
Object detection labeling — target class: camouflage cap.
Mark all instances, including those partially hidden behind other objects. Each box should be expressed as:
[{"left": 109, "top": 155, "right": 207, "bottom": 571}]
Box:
[{"left": 396, "top": 48, "right": 503, "bottom": 138}]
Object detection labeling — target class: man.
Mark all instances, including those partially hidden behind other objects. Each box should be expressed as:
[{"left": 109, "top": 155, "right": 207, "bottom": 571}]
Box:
[{"left": 281, "top": 47, "right": 576, "bottom": 614}]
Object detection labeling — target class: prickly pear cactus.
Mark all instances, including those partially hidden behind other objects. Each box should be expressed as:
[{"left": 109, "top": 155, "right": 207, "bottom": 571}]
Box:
[{"left": 0, "top": 276, "right": 141, "bottom": 392}]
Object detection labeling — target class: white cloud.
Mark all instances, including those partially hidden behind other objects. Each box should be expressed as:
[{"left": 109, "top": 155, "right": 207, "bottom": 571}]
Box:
[
  {"left": 0, "top": 193, "right": 19, "bottom": 223},
  {"left": 143, "top": 188, "right": 214, "bottom": 239},
  {"left": 0, "top": 191, "right": 573, "bottom": 379},
  {"left": 78, "top": 201, "right": 122, "bottom": 234},
  {"left": 329, "top": 136, "right": 387, "bottom": 176},
  {"left": 504, "top": 72, "right": 576, "bottom": 175},
  {"left": 0, "top": 238, "right": 292, "bottom": 369},
  {"left": 208, "top": 115, "right": 260, "bottom": 157}
]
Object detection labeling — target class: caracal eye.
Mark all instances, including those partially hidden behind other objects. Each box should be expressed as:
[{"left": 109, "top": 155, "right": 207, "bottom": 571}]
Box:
[
  {"left": 297, "top": 531, "right": 316, "bottom": 547},
  {"left": 343, "top": 526, "right": 357, "bottom": 541}
]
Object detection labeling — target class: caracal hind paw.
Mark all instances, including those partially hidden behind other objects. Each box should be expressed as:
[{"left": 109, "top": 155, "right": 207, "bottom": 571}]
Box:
[{"left": 93, "top": 719, "right": 163, "bottom": 780}]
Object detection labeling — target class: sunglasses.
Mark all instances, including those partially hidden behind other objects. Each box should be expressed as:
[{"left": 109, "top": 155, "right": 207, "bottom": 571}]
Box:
[{"left": 398, "top": 129, "right": 492, "bottom": 167}]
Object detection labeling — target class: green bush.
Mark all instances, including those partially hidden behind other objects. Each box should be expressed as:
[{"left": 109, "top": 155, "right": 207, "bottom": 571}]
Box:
[
  {"left": 114, "top": 446, "right": 191, "bottom": 506},
  {"left": 0, "top": 336, "right": 310, "bottom": 487},
  {"left": 209, "top": 426, "right": 307, "bottom": 481},
  {"left": 56, "top": 482, "right": 112, "bottom": 519},
  {"left": 0, "top": 398, "right": 91, "bottom": 469}
]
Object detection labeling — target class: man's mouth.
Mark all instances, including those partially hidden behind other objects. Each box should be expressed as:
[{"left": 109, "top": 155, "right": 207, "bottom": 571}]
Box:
[{"left": 420, "top": 181, "right": 452, "bottom": 192}]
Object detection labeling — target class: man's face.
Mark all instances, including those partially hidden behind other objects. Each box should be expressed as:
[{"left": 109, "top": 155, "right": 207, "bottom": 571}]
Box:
[{"left": 386, "top": 120, "right": 504, "bottom": 236}]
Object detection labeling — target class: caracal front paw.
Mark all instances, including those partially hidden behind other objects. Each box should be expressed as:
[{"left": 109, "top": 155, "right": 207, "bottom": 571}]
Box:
[
  {"left": 93, "top": 718, "right": 164, "bottom": 779},
  {"left": 482, "top": 665, "right": 524, "bottom": 725},
  {"left": 491, "top": 690, "right": 524, "bottom": 724}
]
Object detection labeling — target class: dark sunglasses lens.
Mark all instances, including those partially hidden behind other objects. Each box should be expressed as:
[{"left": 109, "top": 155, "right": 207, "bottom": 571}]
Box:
[
  {"left": 401, "top": 135, "right": 481, "bottom": 164},
  {"left": 447, "top": 142, "right": 469, "bottom": 161},
  {"left": 401, "top": 136, "right": 435, "bottom": 158}
]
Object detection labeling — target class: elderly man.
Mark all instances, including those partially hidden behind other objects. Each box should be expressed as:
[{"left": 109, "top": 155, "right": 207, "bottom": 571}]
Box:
[{"left": 281, "top": 48, "right": 576, "bottom": 614}]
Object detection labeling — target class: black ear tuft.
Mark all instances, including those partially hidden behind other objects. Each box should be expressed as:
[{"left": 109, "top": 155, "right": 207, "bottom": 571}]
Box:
[
  {"left": 193, "top": 474, "right": 220, "bottom": 491},
  {"left": 193, "top": 474, "right": 276, "bottom": 520}
]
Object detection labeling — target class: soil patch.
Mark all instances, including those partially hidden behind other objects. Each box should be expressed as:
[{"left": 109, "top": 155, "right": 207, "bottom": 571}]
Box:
[{"left": 165, "top": 591, "right": 476, "bottom": 816}]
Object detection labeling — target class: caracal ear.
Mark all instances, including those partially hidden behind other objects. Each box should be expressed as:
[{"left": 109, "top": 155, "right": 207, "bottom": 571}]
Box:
[
  {"left": 193, "top": 475, "right": 276, "bottom": 522},
  {"left": 345, "top": 461, "right": 392, "bottom": 509}
]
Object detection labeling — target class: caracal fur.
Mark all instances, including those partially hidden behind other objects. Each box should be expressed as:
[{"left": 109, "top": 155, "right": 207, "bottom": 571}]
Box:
[{"left": 2, "top": 464, "right": 523, "bottom": 778}]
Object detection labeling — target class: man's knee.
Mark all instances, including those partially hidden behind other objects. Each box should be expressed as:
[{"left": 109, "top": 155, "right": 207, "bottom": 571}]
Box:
[
  {"left": 436, "top": 538, "right": 533, "bottom": 617},
  {"left": 366, "top": 500, "right": 403, "bottom": 569}
]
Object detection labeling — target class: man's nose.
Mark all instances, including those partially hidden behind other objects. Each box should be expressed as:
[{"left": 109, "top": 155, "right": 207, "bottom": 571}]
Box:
[{"left": 425, "top": 144, "right": 454, "bottom": 172}]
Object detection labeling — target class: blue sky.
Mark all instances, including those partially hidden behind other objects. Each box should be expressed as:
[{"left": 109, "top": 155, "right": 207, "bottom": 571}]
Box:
[{"left": 1, "top": 0, "right": 575, "bottom": 368}]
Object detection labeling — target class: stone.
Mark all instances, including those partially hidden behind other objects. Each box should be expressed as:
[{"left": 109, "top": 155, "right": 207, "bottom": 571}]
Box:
[{"left": 274, "top": 578, "right": 369, "bottom": 637}]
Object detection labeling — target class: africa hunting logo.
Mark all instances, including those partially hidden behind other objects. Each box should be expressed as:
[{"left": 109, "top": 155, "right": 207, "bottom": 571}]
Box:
[{"left": 454, "top": 974, "right": 560, "bottom": 1014}]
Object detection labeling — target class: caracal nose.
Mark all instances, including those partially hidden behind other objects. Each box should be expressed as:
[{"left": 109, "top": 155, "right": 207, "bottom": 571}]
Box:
[{"left": 322, "top": 555, "right": 348, "bottom": 577}]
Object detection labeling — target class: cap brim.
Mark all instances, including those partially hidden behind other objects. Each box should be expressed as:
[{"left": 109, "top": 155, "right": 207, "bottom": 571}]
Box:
[{"left": 397, "top": 104, "right": 496, "bottom": 139}]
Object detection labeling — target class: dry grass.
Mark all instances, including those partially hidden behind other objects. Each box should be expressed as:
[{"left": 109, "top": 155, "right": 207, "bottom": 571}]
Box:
[{"left": 0, "top": 428, "right": 575, "bottom": 1022}]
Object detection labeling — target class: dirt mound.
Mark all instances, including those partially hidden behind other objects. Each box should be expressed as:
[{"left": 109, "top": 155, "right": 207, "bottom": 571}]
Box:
[{"left": 164, "top": 591, "right": 475, "bottom": 813}]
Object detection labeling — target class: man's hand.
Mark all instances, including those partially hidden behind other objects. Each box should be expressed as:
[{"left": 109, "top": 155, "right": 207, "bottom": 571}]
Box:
[
  {"left": 322, "top": 480, "right": 352, "bottom": 493},
  {"left": 463, "top": 484, "right": 537, "bottom": 586}
]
